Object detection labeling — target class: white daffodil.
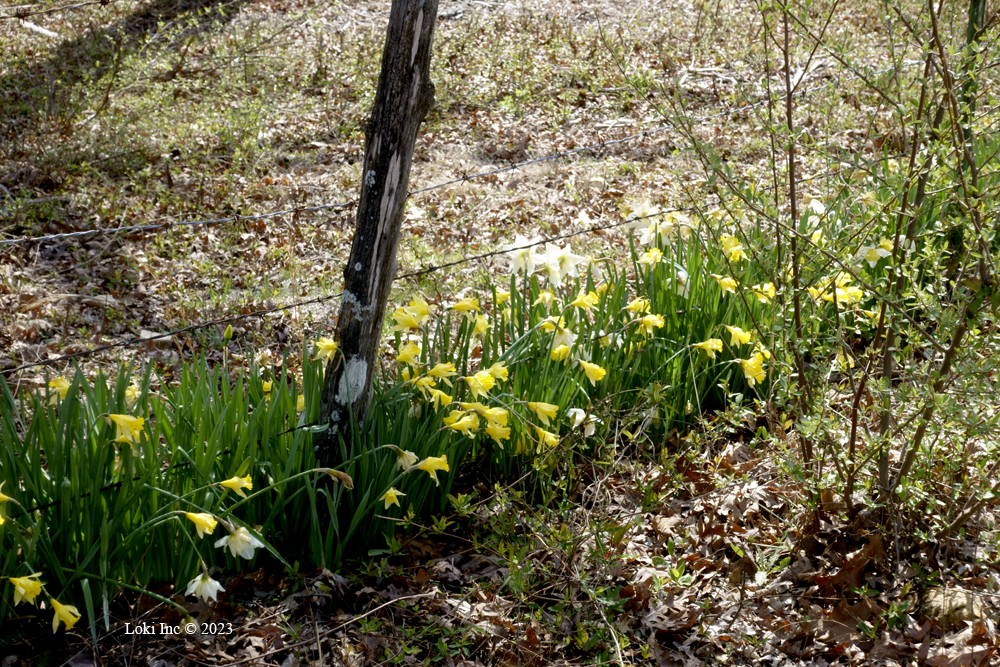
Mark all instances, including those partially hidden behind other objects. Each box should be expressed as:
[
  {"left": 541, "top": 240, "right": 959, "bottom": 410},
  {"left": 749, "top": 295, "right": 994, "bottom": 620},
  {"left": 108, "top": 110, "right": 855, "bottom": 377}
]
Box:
[
  {"left": 567, "top": 408, "right": 602, "bottom": 436},
  {"left": 503, "top": 234, "right": 542, "bottom": 275},
  {"left": 185, "top": 573, "right": 225, "bottom": 602},
  {"left": 215, "top": 526, "right": 265, "bottom": 560}
]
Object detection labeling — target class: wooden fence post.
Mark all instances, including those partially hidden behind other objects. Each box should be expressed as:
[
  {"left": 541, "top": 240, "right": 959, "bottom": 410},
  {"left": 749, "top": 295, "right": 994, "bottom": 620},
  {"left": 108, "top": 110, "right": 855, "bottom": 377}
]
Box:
[{"left": 314, "top": 0, "right": 438, "bottom": 466}]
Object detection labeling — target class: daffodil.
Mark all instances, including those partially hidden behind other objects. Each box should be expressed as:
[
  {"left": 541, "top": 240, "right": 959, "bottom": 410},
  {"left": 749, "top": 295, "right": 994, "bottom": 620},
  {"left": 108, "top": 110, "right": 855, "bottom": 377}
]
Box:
[
  {"left": 185, "top": 512, "right": 218, "bottom": 538},
  {"left": 391, "top": 308, "right": 422, "bottom": 331},
  {"left": 495, "top": 289, "right": 511, "bottom": 305},
  {"left": 313, "top": 337, "right": 339, "bottom": 362},
  {"left": 740, "top": 353, "right": 766, "bottom": 387},
  {"left": 394, "top": 448, "right": 418, "bottom": 471},
  {"left": 9, "top": 573, "right": 43, "bottom": 606},
  {"left": 215, "top": 526, "right": 265, "bottom": 560},
  {"left": 578, "top": 360, "right": 607, "bottom": 385},
  {"left": 595, "top": 283, "right": 612, "bottom": 296},
  {"left": 444, "top": 411, "right": 479, "bottom": 437},
  {"left": 693, "top": 338, "right": 723, "bottom": 359},
  {"left": 296, "top": 394, "right": 305, "bottom": 412},
  {"left": 527, "top": 402, "right": 559, "bottom": 426},
  {"left": 380, "top": 487, "right": 405, "bottom": 509},
  {"left": 624, "top": 200, "right": 662, "bottom": 228},
  {"left": 486, "top": 362, "right": 508, "bottom": 382},
  {"left": 567, "top": 408, "right": 601, "bottom": 436},
  {"left": 450, "top": 296, "right": 480, "bottom": 314},
  {"left": 625, "top": 298, "right": 650, "bottom": 314},
  {"left": 397, "top": 341, "right": 421, "bottom": 365},
  {"left": 51, "top": 598, "right": 81, "bottom": 633},
  {"left": 551, "top": 344, "right": 570, "bottom": 362},
  {"left": 262, "top": 380, "right": 272, "bottom": 395},
  {"left": 417, "top": 455, "right": 450, "bottom": 486},
  {"left": 638, "top": 248, "right": 664, "bottom": 265},
  {"left": 124, "top": 384, "right": 140, "bottom": 407},
  {"left": 837, "top": 347, "right": 855, "bottom": 370},
  {"left": 535, "top": 427, "right": 559, "bottom": 448},
  {"left": 220, "top": 475, "right": 253, "bottom": 498},
  {"left": 473, "top": 315, "right": 489, "bottom": 335},
  {"left": 185, "top": 573, "right": 225, "bottom": 602},
  {"left": 860, "top": 243, "right": 891, "bottom": 267},
  {"left": 464, "top": 371, "right": 495, "bottom": 399},
  {"left": 407, "top": 297, "right": 432, "bottom": 322},
  {"left": 749, "top": 283, "right": 776, "bottom": 304},
  {"left": 534, "top": 290, "right": 556, "bottom": 307},
  {"left": 484, "top": 422, "right": 511, "bottom": 444},
  {"left": 0, "top": 481, "right": 11, "bottom": 503},
  {"left": 720, "top": 234, "right": 747, "bottom": 262},
  {"left": 857, "top": 191, "right": 878, "bottom": 208},
  {"left": 427, "top": 363, "right": 457, "bottom": 382},
  {"left": 427, "top": 388, "right": 452, "bottom": 409},
  {"left": 503, "top": 234, "right": 542, "bottom": 275},
  {"left": 570, "top": 291, "right": 599, "bottom": 310},
  {"left": 723, "top": 325, "right": 752, "bottom": 346},
  {"left": 538, "top": 243, "right": 586, "bottom": 288},
  {"left": 48, "top": 376, "right": 71, "bottom": 404},
  {"left": 810, "top": 230, "right": 826, "bottom": 247},
  {"left": 637, "top": 314, "right": 665, "bottom": 337},
  {"left": 109, "top": 414, "right": 144, "bottom": 447}
]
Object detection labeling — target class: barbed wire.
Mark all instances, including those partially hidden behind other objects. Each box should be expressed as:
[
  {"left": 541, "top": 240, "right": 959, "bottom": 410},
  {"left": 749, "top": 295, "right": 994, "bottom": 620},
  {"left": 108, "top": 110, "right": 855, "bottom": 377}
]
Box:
[
  {"left": 1, "top": 147, "right": 908, "bottom": 376},
  {"left": 0, "top": 0, "right": 111, "bottom": 20},
  {"left": 0, "top": 60, "right": 919, "bottom": 248}
]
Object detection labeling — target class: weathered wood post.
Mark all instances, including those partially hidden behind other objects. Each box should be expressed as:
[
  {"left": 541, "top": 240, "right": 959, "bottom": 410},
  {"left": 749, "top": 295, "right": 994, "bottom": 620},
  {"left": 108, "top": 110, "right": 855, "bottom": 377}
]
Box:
[{"left": 314, "top": 0, "right": 438, "bottom": 465}]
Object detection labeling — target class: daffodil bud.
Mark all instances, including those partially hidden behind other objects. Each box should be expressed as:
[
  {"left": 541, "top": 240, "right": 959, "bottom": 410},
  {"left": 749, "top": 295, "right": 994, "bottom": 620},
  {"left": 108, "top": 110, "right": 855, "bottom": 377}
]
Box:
[{"left": 223, "top": 324, "right": 233, "bottom": 343}]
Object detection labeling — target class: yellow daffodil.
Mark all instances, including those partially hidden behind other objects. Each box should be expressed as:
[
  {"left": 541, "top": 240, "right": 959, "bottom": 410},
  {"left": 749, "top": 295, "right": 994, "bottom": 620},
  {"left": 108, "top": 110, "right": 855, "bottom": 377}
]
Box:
[
  {"left": 313, "top": 337, "right": 339, "bottom": 362},
  {"left": 837, "top": 347, "right": 855, "bottom": 370},
  {"left": 10, "top": 573, "right": 43, "bottom": 606},
  {"left": 262, "top": 380, "right": 272, "bottom": 395},
  {"left": 749, "top": 283, "right": 776, "bottom": 304},
  {"left": 551, "top": 345, "right": 570, "bottom": 362},
  {"left": 740, "top": 353, "right": 766, "bottom": 387},
  {"left": 570, "top": 291, "right": 599, "bottom": 310},
  {"left": 596, "top": 282, "right": 612, "bottom": 296},
  {"left": 380, "top": 487, "right": 405, "bottom": 509},
  {"left": 810, "top": 230, "right": 826, "bottom": 247},
  {"left": 495, "top": 289, "right": 511, "bottom": 305},
  {"left": 220, "top": 475, "right": 253, "bottom": 498},
  {"left": 407, "top": 297, "right": 431, "bottom": 322},
  {"left": 638, "top": 248, "right": 663, "bottom": 265},
  {"left": 391, "top": 308, "right": 422, "bottom": 331},
  {"left": 486, "top": 362, "right": 508, "bottom": 382},
  {"left": 48, "top": 376, "right": 71, "bottom": 404},
  {"left": 427, "top": 388, "right": 452, "bottom": 409},
  {"left": 484, "top": 422, "right": 511, "bottom": 445},
  {"left": 50, "top": 598, "right": 81, "bottom": 633},
  {"left": 417, "top": 455, "right": 450, "bottom": 486},
  {"left": 754, "top": 342, "right": 771, "bottom": 360},
  {"left": 473, "top": 315, "right": 489, "bottom": 335},
  {"left": 723, "top": 325, "right": 752, "bottom": 346},
  {"left": 464, "top": 371, "right": 495, "bottom": 399},
  {"left": 428, "top": 363, "right": 457, "bottom": 381},
  {"left": 711, "top": 274, "right": 738, "bottom": 295},
  {"left": 444, "top": 410, "right": 480, "bottom": 437},
  {"left": 185, "top": 513, "right": 218, "bottom": 539},
  {"left": 296, "top": 394, "right": 305, "bottom": 412},
  {"left": 720, "top": 234, "right": 747, "bottom": 262},
  {"left": 450, "top": 296, "right": 480, "bottom": 314},
  {"left": 638, "top": 314, "right": 665, "bottom": 337},
  {"left": 693, "top": 339, "right": 723, "bottom": 359},
  {"left": 625, "top": 298, "right": 650, "bottom": 314},
  {"left": 539, "top": 316, "right": 566, "bottom": 333},
  {"left": 578, "top": 360, "right": 607, "bottom": 385},
  {"left": 527, "top": 402, "right": 559, "bottom": 426},
  {"left": 0, "top": 481, "right": 10, "bottom": 503},
  {"left": 109, "top": 414, "right": 144, "bottom": 446},
  {"left": 124, "top": 384, "right": 140, "bottom": 407},
  {"left": 397, "top": 342, "right": 421, "bottom": 365},
  {"left": 534, "top": 290, "right": 556, "bottom": 307},
  {"left": 858, "top": 191, "right": 878, "bottom": 207},
  {"left": 535, "top": 427, "right": 559, "bottom": 448}
]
